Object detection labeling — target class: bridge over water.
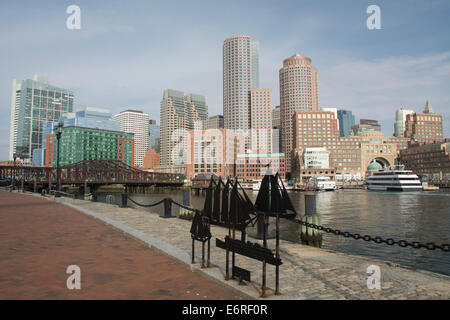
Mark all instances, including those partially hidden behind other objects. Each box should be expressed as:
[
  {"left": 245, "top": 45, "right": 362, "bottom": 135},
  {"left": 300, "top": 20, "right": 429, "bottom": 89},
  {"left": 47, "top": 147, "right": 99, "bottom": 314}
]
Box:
[{"left": 0, "top": 160, "right": 184, "bottom": 190}]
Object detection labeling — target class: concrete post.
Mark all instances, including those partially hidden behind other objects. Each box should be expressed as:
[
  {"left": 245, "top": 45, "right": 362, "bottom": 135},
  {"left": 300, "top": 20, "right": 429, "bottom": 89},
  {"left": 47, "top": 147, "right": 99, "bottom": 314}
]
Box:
[
  {"left": 120, "top": 193, "right": 127, "bottom": 208},
  {"left": 161, "top": 198, "right": 174, "bottom": 218}
]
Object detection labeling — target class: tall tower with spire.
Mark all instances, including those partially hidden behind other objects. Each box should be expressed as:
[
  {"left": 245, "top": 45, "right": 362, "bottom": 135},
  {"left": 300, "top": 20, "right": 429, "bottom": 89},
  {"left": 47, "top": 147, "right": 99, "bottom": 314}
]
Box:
[
  {"left": 404, "top": 100, "right": 443, "bottom": 144},
  {"left": 423, "top": 100, "right": 434, "bottom": 114}
]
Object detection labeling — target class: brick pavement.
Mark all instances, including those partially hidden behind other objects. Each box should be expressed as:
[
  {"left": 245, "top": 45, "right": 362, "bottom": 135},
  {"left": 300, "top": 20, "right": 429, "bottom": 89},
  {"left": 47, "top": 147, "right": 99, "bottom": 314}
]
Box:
[{"left": 0, "top": 190, "right": 242, "bottom": 300}]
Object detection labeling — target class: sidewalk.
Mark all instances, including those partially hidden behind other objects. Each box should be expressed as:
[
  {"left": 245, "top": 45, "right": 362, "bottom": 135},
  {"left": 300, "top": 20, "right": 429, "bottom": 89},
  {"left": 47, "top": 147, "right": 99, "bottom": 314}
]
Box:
[{"left": 0, "top": 190, "right": 242, "bottom": 300}]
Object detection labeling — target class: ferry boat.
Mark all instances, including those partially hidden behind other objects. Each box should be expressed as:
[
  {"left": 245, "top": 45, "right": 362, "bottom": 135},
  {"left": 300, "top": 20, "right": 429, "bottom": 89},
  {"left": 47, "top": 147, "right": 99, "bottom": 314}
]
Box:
[
  {"left": 306, "top": 176, "right": 337, "bottom": 191},
  {"left": 365, "top": 166, "right": 423, "bottom": 191}
]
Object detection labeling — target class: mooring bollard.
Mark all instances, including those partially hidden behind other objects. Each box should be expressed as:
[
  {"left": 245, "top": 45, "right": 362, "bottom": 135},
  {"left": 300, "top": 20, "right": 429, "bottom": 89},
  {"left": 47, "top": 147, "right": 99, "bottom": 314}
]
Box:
[
  {"left": 305, "top": 193, "right": 316, "bottom": 215},
  {"left": 161, "top": 198, "right": 174, "bottom": 218},
  {"left": 302, "top": 193, "right": 322, "bottom": 247},
  {"left": 120, "top": 193, "right": 127, "bottom": 208},
  {"left": 92, "top": 190, "right": 98, "bottom": 202},
  {"left": 180, "top": 190, "right": 191, "bottom": 218}
]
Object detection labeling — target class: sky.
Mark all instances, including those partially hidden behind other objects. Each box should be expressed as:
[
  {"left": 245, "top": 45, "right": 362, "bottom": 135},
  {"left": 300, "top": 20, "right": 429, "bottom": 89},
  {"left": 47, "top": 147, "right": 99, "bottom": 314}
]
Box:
[{"left": 1, "top": 0, "right": 449, "bottom": 160}]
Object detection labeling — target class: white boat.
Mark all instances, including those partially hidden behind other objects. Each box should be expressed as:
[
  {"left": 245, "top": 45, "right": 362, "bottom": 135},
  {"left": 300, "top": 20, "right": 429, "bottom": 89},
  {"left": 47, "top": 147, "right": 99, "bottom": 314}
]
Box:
[
  {"left": 365, "top": 166, "right": 423, "bottom": 191},
  {"left": 252, "top": 180, "right": 261, "bottom": 191},
  {"left": 307, "top": 176, "right": 337, "bottom": 191},
  {"left": 252, "top": 179, "right": 291, "bottom": 191}
]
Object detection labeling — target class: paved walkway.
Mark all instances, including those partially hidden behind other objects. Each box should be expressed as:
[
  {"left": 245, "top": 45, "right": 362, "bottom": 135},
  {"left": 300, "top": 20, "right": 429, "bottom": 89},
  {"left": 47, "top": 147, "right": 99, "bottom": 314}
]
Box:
[
  {"left": 0, "top": 191, "right": 242, "bottom": 300},
  {"left": 53, "top": 193, "right": 450, "bottom": 300}
]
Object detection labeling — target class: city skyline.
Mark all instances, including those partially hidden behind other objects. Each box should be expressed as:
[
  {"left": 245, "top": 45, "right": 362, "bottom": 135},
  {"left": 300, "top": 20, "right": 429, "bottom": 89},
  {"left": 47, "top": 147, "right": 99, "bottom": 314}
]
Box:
[{"left": 1, "top": 0, "right": 450, "bottom": 160}]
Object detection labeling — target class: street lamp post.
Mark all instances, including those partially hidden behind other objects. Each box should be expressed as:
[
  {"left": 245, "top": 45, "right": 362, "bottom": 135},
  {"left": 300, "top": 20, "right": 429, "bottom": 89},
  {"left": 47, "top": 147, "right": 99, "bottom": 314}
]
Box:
[
  {"left": 55, "top": 123, "right": 63, "bottom": 197},
  {"left": 12, "top": 153, "right": 17, "bottom": 191}
]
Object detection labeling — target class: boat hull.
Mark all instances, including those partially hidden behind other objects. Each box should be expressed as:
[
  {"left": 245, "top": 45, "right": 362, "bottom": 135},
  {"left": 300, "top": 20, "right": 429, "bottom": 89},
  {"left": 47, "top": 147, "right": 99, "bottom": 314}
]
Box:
[{"left": 367, "top": 185, "right": 423, "bottom": 191}]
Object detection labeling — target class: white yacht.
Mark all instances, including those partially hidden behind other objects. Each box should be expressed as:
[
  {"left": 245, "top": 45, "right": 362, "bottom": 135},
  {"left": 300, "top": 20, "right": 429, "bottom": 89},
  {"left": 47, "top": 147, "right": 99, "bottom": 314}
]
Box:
[
  {"left": 365, "top": 166, "right": 423, "bottom": 191},
  {"left": 307, "top": 176, "right": 337, "bottom": 191}
]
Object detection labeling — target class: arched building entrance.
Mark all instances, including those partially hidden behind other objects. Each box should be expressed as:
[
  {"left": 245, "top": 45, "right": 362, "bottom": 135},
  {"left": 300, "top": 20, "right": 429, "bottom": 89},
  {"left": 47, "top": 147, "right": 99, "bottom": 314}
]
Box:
[{"left": 366, "top": 157, "right": 392, "bottom": 176}]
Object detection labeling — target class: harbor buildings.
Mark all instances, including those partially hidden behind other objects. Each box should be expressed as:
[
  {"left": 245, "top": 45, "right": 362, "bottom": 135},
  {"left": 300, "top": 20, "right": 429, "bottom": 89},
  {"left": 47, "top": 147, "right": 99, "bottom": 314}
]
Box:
[
  {"left": 394, "top": 108, "right": 415, "bottom": 137},
  {"left": 249, "top": 88, "right": 272, "bottom": 153},
  {"left": 291, "top": 111, "right": 409, "bottom": 183},
  {"left": 223, "top": 35, "right": 259, "bottom": 130},
  {"left": 143, "top": 149, "right": 160, "bottom": 171},
  {"left": 279, "top": 54, "right": 319, "bottom": 172},
  {"left": 236, "top": 153, "right": 286, "bottom": 180},
  {"left": 203, "top": 115, "right": 224, "bottom": 130},
  {"left": 9, "top": 75, "right": 74, "bottom": 164},
  {"left": 159, "top": 89, "right": 208, "bottom": 175},
  {"left": 337, "top": 109, "right": 355, "bottom": 137},
  {"left": 185, "top": 129, "right": 244, "bottom": 180},
  {"left": 351, "top": 119, "right": 381, "bottom": 136},
  {"left": 404, "top": 101, "right": 443, "bottom": 145},
  {"left": 45, "top": 126, "right": 134, "bottom": 167},
  {"left": 148, "top": 119, "right": 160, "bottom": 152},
  {"left": 399, "top": 139, "right": 450, "bottom": 182},
  {"left": 114, "top": 110, "right": 149, "bottom": 167}
]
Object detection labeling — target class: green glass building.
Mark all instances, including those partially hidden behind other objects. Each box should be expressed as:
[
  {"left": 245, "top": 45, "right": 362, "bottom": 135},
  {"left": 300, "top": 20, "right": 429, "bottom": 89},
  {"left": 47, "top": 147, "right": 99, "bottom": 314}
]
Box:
[{"left": 52, "top": 126, "right": 134, "bottom": 167}]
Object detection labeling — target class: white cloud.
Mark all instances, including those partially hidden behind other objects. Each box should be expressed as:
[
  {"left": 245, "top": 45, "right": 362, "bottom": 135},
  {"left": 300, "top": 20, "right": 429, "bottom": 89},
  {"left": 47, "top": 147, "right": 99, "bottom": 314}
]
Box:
[{"left": 319, "top": 51, "right": 450, "bottom": 124}]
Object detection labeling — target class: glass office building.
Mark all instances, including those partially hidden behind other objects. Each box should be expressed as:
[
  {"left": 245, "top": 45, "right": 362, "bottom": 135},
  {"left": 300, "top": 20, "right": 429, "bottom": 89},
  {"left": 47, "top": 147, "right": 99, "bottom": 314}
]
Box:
[
  {"left": 60, "top": 107, "right": 120, "bottom": 131},
  {"left": 51, "top": 127, "right": 134, "bottom": 167},
  {"left": 9, "top": 75, "right": 74, "bottom": 163},
  {"left": 337, "top": 109, "right": 356, "bottom": 137}
]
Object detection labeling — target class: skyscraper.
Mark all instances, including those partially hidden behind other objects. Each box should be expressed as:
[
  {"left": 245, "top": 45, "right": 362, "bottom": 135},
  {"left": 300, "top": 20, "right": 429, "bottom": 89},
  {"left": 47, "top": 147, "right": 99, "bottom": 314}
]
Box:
[
  {"left": 203, "top": 115, "right": 224, "bottom": 130},
  {"left": 272, "top": 106, "right": 282, "bottom": 153},
  {"left": 223, "top": 35, "right": 259, "bottom": 130},
  {"left": 249, "top": 88, "right": 272, "bottom": 153},
  {"left": 279, "top": 54, "right": 319, "bottom": 172},
  {"left": 9, "top": 75, "right": 74, "bottom": 164},
  {"left": 394, "top": 108, "right": 414, "bottom": 137},
  {"left": 148, "top": 119, "right": 160, "bottom": 152},
  {"left": 337, "top": 109, "right": 356, "bottom": 137},
  {"left": 160, "top": 89, "right": 208, "bottom": 170},
  {"left": 114, "top": 110, "right": 150, "bottom": 167},
  {"left": 60, "top": 107, "right": 120, "bottom": 131},
  {"left": 251, "top": 40, "right": 260, "bottom": 89}
]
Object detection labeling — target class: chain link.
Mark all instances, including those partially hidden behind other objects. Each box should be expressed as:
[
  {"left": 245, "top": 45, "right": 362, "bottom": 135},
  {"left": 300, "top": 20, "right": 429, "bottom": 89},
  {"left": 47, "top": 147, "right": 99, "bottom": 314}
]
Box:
[{"left": 294, "top": 218, "right": 449, "bottom": 252}]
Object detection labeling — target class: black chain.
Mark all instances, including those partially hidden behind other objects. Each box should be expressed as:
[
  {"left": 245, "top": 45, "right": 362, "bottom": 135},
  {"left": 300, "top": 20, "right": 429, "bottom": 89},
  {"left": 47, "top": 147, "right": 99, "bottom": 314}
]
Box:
[
  {"left": 171, "top": 199, "right": 197, "bottom": 212},
  {"left": 127, "top": 196, "right": 197, "bottom": 212},
  {"left": 294, "top": 218, "right": 450, "bottom": 252},
  {"left": 127, "top": 196, "right": 166, "bottom": 208}
]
